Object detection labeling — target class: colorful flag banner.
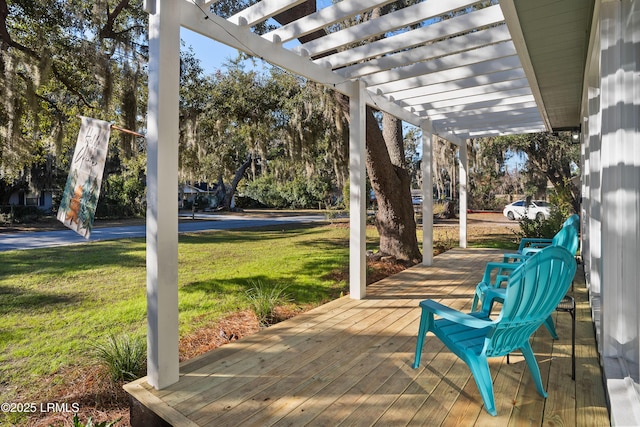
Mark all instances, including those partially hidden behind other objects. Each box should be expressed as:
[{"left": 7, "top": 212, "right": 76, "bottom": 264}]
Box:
[{"left": 57, "top": 116, "right": 111, "bottom": 238}]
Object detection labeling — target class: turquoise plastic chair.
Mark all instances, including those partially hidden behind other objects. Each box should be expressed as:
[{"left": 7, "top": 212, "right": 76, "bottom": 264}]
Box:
[
  {"left": 503, "top": 214, "right": 580, "bottom": 263},
  {"left": 471, "top": 214, "right": 579, "bottom": 322},
  {"left": 413, "top": 246, "right": 577, "bottom": 416}
]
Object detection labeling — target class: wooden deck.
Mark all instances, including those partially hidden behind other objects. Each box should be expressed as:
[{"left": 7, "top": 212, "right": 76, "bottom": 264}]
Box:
[{"left": 125, "top": 248, "right": 610, "bottom": 426}]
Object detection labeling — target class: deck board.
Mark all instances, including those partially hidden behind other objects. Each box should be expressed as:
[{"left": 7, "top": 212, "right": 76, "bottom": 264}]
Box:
[{"left": 125, "top": 248, "right": 610, "bottom": 426}]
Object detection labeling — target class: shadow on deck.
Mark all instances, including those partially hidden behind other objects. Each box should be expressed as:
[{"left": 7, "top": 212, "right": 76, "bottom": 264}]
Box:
[{"left": 124, "top": 248, "right": 609, "bottom": 426}]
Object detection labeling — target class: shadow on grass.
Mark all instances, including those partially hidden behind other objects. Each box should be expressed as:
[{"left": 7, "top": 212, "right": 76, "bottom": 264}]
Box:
[
  {"left": 178, "top": 223, "right": 330, "bottom": 246},
  {"left": 0, "top": 239, "right": 146, "bottom": 278},
  {"left": 181, "top": 273, "right": 345, "bottom": 306},
  {"left": 0, "top": 284, "right": 81, "bottom": 315}
]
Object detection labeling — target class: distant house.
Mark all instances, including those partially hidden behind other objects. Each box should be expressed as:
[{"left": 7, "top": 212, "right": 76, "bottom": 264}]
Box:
[
  {"left": 179, "top": 184, "right": 208, "bottom": 209},
  {"left": 178, "top": 183, "right": 228, "bottom": 210},
  {"left": 6, "top": 188, "right": 54, "bottom": 212}
]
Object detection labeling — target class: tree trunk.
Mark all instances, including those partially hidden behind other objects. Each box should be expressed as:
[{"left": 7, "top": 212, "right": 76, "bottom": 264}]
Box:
[
  {"left": 365, "top": 108, "right": 422, "bottom": 265},
  {"left": 334, "top": 91, "right": 421, "bottom": 265},
  {"left": 222, "top": 155, "right": 252, "bottom": 210}
]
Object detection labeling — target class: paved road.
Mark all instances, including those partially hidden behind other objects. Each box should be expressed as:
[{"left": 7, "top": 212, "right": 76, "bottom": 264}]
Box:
[{"left": 0, "top": 213, "right": 327, "bottom": 252}]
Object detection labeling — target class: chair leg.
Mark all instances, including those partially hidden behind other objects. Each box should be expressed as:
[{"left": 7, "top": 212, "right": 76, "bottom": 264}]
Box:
[
  {"left": 543, "top": 315, "right": 559, "bottom": 339},
  {"left": 570, "top": 305, "right": 576, "bottom": 380},
  {"left": 471, "top": 292, "right": 480, "bottom": 312},
  {"left": 556, "top": 295, "right": 576, "bottom": 380},
  {"left": 521, "top": 343, "right": 548, "bottom": 398},
  {"left": 413, "top": 307, "right": 430, "bottom": 369},
  {"left": 467, "top": 356, "right": 497, "bottom": 416}
]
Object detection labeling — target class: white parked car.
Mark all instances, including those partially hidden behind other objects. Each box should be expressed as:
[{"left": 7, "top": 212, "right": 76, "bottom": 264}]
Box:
[{"left": 503, "top": 200, "right": 552, "bottom": 221}]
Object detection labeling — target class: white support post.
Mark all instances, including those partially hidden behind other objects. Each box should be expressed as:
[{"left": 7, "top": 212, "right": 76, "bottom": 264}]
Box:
[
  {"left": 146, "top": 0, "right": 180, "bottom": 389},
  {"left": 421, "top": 125, "right": 434, "bottom": 266},
  {"left": 458, "top": 141, "right": 468, "bottom": 248},
  {"left": 349, "top": 80, "right": 367, "bottom": 299},
  {"left": 598, "top": 1, "right": 640, "bottom": 425}
]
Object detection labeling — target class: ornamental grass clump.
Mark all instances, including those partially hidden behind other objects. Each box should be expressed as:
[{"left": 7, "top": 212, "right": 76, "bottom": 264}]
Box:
[
  {"left": 91, "top": 334, "right": 146, "bottom": 383},
  {"left": 246, "top": 281, "right": 291, "bottom": 327},
  {"left": 50, "top": 413, "right": 122, "bottom": 427}
]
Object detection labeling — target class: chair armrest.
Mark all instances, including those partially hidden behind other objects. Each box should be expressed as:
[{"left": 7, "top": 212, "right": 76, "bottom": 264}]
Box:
[
  {"left": 517, "top": 238, "right": 553, "bottom": 252},
  {"left": 482, "top": 262, "right": 520, "bottom": 284},
  {"left": 529, "top": 241, "right": 553, "bottom": 248},
  {"left": 521, "top": 247, "right": 543, "bottom": 256},
  {"left": 502, "top": 253, "right": 530, "bottom": 263},
  {"left": 420, "top": 299, "right": 494, "bottom": 329},
  {"left": 481, "top": 288, "right": 507, "bottom": 313}
]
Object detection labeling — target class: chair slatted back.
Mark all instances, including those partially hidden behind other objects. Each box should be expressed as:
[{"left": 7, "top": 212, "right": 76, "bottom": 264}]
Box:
[
  {"left": 483, "top": 246, "right": 576, "bottom": 357},
  {"left": 551, "top": 214, "right": 580, "bottom": 254}
]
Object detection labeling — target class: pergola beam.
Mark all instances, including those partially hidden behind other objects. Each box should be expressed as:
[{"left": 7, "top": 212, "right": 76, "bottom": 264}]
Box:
[
  {"left": 355, "top": 42, "right": 519, "bottom": 87},
  {"left": 422, "top": 94, "right": 536, "bottom": 116},
  {"left": 413, "top": 87, "right": 534, "bottom": 112},
  {"left": 229, "top": 0, "right": 306, "bottom": 27},
  {"left": 263, "top": 0, "right": 397, "bottom": 44},
  {"left": 369, "top": 55, "right": 523, "bottom": 95},
  {"left": 322, "top": 8, "right": 507, "bottom": 71},
  {"left": 427, "top": 100, "right": 538, "bottom": 121},
  {"left": 403, "top": 78, "right": 532, "bottom": 106},
  {"left": 180, "top": 1, "right": 345, "bottom": 87},
  {"left": 379, "top": 68, "right": 526, "bottom": 102},
  {"left": 295, "top": 0, "right": 483, "bottom": 58}
]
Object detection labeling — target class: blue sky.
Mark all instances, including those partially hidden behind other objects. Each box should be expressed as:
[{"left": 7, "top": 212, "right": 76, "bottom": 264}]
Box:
[
  {"left": 179, "top": 1, "right": 333, "bottom": 73},
  {"left": 180, "top": 28, "right": 240, "bottom": 73}
]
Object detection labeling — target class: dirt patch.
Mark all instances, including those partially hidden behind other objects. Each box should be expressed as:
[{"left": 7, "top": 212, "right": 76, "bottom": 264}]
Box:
[{"left": 179, "top": 310, "right": 261, "bottom": 362}]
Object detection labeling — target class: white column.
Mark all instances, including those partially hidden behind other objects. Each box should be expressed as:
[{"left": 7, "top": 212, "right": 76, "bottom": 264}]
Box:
[
  {"left": 421, "top": 125, "right": 434, "bottom": 266},
  {"left": 587, "top": 86, "right": 602, "bottom": 303},
  {"left": 458, "top": 141, "right": 468, "bottom": 249},
  {"left": 349, "top": 80, "right": 367, "bottom": 299},
  {"left": 599, "top": 0, "right": 640, "bottom": 364},
  {"left": 146, "top": 0, "right": 180, "bottom": 389},
  {"left": 598, "top": 1, "right": 640, "bottom": 424}
]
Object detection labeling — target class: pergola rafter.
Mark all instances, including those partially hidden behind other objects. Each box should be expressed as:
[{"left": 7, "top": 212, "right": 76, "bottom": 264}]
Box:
[{"left": 180, "top": 0, "right": 548, "bottom": 138}]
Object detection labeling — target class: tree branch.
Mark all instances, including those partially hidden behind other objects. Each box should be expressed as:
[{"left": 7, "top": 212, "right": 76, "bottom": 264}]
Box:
[
  {"left": 0, "top": 0, "right": 37, "bottom": 56},
  {"left": 0, "top": 0, "right": 95, "bottom": 108},
  {"left": 100, "top": 0, "right": 131, "bottom": 40}
]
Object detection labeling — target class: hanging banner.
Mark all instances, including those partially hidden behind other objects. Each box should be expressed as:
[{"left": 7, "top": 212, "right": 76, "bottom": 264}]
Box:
[{"left": 57, "top": 116, "right": 111, "bottom": 238}]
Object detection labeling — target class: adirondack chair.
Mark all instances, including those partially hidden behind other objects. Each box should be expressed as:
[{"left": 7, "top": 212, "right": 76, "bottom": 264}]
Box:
[
  {"left": 469, "top": 216, "right": 580, "bottom": 378},
  {"left": 503, "top": 214, "right": 580, "bottom": 262},
  {"left": 412, "top": 246, "right": 577, "bottom": 416},
  {"left": 471, "top": 214, "right": 579, "bottom": 315}
]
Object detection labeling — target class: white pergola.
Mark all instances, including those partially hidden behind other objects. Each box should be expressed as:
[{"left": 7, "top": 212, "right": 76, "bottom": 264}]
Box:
[{"left": 143, "top": 1, "right": 640, "bottom": 425}]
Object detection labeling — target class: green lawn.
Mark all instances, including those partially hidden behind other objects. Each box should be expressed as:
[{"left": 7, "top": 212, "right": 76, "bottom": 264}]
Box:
[
  {"left": 0, "top": 224, "right": 354, "bottom": 406},
  {"left": 0, "top": 219, "right": 514, "bottom": 423}
]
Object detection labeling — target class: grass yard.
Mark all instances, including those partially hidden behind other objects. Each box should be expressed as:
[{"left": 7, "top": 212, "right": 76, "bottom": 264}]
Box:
[
  {"left": 0, "top": 223, "right": 360, "bottom": 426},
  {"left": 0, "top": 213, "right": 515, "bottom": 426}
]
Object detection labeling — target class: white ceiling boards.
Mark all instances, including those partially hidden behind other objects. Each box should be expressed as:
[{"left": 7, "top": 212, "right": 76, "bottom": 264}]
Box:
[{"left": 180, "top": 0, "right": 592, "bottom": 137}]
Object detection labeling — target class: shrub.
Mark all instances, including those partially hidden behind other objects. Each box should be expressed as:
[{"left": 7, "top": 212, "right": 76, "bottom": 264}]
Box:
[
  {"left": 515, "top": 205, "right": 566, "bottom": 239},
  {"left": 91, "top": 334, "right": 146, "bottom": 383},
  {"left": 243, "top": 174, "right": 333, "bottom": 209},
  {"left": 0, "top": 205, "right": 44, "bottom": 223},
  {"left": 245, "top": 281, "right": 291, "bottom": 327},
  {"left": 96, "top": 157, "right": 146, "bottom": 218}
]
